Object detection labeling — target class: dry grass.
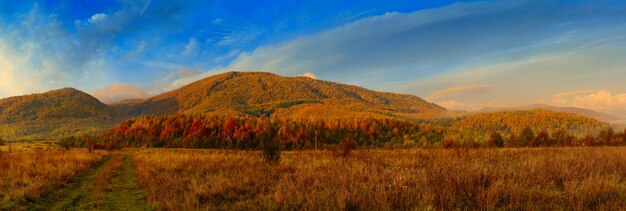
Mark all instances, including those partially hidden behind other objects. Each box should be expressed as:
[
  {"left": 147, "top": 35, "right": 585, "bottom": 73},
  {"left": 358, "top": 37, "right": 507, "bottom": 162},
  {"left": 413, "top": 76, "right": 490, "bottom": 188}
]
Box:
[
  {"left": 134, "top": 147, "right": 626, "bottom": 210},
  {"left": 0, "top": 147, "right": 106, "bottom": 209}
]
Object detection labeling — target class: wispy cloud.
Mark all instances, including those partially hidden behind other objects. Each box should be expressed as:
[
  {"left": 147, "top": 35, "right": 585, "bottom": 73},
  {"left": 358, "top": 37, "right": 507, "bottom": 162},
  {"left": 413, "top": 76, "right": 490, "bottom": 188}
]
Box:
[
  {"left": 428, "top": 84, "right": 494, "bottom": 101},
  {"left": 181, "top": 38, "right": 199, "bottom": 57},
  {"left": 140, "top": 0, "right": 152, "bottom": 15}
]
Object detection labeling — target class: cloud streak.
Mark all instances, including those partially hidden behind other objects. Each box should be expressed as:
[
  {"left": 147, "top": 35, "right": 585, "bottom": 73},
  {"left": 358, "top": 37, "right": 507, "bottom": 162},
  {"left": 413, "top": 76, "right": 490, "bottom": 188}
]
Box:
[{"left": 428, "top": 84, "right": 494, "bottom": 101}]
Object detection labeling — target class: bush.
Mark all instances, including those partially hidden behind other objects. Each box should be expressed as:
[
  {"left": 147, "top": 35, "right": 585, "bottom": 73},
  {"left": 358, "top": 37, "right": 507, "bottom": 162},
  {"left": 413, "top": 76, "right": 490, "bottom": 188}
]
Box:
[
  {"left": 261, "top": 137, "right": 281, "bottom": 163},
  {"left": 0, "top": 137, "right": 4, "bottom": 146},
  {"left": 518, "top": 127, "right": 534, "bottom": 147},
  {"left": 339, "top": 137, "right": 357, "bottom": 157},
  {"left": 487, "top": 132, "right": 504, "bottom": 148}
]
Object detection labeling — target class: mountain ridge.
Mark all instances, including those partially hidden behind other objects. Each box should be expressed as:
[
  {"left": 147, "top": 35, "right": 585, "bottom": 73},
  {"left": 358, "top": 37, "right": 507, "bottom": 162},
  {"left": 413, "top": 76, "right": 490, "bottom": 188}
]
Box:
[
  {"left": 0, "top": 72, "right": 445, "bottom": 140},
  {"left": 480, "top": 104, "right": 623, "bottom": 122},
  {"left": 112, "top": 71, "right": 447, "bottom": 119}
]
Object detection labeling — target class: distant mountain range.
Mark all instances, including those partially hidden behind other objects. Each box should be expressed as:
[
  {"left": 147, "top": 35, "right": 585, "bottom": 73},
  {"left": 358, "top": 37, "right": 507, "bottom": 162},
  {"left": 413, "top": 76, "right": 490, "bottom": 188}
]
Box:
[
  {"left": 0, "top": 71, "right": 616, "bottom": 141},
  {"left": 480, "top": 104, "right": 624, "bottom": 123},
  {"left": 0, "top": 72, "right": 446, "bottom": 140}
]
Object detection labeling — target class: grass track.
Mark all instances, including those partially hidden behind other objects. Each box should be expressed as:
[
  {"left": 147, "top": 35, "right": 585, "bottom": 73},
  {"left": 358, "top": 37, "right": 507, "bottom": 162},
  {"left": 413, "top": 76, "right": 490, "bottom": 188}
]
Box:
[{"left": 28, "top": 152, "right": 153, "bottom": 211}]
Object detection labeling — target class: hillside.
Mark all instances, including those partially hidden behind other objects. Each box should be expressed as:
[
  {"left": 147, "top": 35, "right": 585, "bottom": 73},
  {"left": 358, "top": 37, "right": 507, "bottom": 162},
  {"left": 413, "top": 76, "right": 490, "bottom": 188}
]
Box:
[
  {"left": 113, "top": 71, "right": 446, "bottom": 119},
  {"left": 480, "top": 104, "right": 623, "bottom": 122},
  {"left": 451, "top": 109, "right": 608, "bottom": 136},
  {"left": 0, "top": 88, "right": 118, "bottom": 140}
]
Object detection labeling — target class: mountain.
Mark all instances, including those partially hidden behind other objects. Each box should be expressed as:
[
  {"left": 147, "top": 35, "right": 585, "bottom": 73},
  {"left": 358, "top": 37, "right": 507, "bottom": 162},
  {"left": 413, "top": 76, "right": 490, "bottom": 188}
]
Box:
[
  {"left": 452, "top": 109, "right": 609, "bottom": 136},
  {"left": 0, "top": 88, "right": 118, "bottom": 140},
  {"left": 0, "top": 72, "right": 445, "bottom": 140},
  {"left": 480, "top": 104, "right": 623, "bottom": 122},
  {"left": 113, "top": 71, "right": 446, "bottom": 119}
]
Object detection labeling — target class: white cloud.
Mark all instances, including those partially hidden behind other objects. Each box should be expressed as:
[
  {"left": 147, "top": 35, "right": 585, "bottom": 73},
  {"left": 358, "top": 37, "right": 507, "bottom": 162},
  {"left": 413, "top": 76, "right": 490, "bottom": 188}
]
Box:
[
  {"left": 428, "top": 84, "right": 494, "bottom": 101},
  {"left": 301, "top": 72, "right": 318, "bottom": 80},
  {"left": 553, "top": 90, "right": 626, "bottom": 109},
  {"left": 88, "top": 13, "right": 108, "bottom": 24},
  {"left": 90, "top": 83, "right": 151, "bottom": 104}
]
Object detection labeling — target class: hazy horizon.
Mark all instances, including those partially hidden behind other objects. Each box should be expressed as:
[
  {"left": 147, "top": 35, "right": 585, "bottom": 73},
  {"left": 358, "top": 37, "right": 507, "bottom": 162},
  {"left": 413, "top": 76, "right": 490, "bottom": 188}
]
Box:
[{"left": 1, "top": 0, "right": 626, "bottom": 116}]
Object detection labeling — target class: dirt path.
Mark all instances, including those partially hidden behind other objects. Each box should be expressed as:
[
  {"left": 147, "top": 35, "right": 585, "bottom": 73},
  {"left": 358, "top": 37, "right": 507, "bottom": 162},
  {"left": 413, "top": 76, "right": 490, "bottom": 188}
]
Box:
[{"left": 30, "top": 152, "right": 153, "bottom": 210}]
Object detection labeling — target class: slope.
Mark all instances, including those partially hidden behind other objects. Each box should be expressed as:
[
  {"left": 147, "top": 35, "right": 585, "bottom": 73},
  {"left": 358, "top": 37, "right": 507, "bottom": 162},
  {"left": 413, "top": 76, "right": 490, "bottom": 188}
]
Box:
[
  {"left": 113, "top": 71, "right": 446, "bottom": 119},
  {"left": 0, "top": 88, "right": 118, "bottom": 140}
]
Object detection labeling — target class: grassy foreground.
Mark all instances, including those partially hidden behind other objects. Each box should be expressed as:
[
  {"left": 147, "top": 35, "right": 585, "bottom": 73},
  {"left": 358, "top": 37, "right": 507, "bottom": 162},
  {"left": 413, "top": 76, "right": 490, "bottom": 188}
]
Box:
[
  {"left": 2, "top": 146, "right": 626, "bottom": 210},
  {"left": 134, "top": 147, "right": 626, "bottom": 210}
]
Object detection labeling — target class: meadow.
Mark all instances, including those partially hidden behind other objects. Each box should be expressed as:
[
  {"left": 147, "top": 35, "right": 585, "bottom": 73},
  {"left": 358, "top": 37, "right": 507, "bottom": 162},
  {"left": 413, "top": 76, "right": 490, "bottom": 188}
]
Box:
[
  {"left": 0, "top": 146, "right": 106, "bottom": 209},
  {"left": 133, "top": 147, "right": 626, "bottom": 210},
  {"left": 3, "top": 145, "right": 626, "bottom": 210}
]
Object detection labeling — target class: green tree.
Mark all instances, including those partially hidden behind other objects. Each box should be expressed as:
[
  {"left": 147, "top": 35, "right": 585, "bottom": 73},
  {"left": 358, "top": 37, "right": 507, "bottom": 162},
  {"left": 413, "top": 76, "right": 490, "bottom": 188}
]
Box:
[
  {"left": 487, "top": 132, "right": 504, "bottom": 148},
  {"left": 519, "top": 127, "right": 534, "bottom": 147},
  {"left": 532, "top": 130, "right": 550, "bottom": 147}
]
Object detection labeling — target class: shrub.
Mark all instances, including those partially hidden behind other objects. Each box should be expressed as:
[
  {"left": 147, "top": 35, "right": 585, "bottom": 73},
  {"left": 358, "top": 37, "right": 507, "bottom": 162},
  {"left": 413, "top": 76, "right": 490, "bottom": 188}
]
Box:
[
  {"left": 338, "top": 137, "right": 357, "bottom": 157},
  {"left": 0, "top": 137, "right": 4, "bottom": 146},
  {"left": 519, "top": 127, "right": 534, "bottom": 147},
  {"left": 487, "top": 132, "right": 504, "bottom": 148},
  {"left": 261, "top": 137, "right": 281, "bottom": 163}
]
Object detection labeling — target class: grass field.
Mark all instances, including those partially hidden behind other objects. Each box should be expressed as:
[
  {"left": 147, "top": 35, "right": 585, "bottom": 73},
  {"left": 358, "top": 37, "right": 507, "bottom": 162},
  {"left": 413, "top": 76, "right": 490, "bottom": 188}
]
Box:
[
  {"left": 133, "top": 147, "right": 626, "bottom": 210},
  {"left": 0, "top": 147, "right": 106, "bottom": 209},
  {"left": 2, "top": 146, "right": 626, "bottom": 210}
]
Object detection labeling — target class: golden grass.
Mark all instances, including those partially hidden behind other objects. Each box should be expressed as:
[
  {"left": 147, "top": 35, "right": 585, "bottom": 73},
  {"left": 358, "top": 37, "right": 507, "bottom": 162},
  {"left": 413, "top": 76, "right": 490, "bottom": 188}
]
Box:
[
  {"left": 0, "top": 147, "right": 106, "bottom": 208},
  {"left": 134, "top": 147, "right": 626, "bottom": 210}
]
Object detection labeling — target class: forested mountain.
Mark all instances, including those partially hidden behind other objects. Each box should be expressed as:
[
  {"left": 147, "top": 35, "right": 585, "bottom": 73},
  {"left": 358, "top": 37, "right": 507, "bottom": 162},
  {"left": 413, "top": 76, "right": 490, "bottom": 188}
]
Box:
[
  {"left": 113, "top": 72, "right": 446, "bottom": 119},
  {"left": 0, "top": 72, "right": 444, "bottom": 140},
  {"left": 0, "top": 88, "right": 118, "bottom": 140},
  {"left": 480, "top": 104, "right": 623, "bottom": 122}
]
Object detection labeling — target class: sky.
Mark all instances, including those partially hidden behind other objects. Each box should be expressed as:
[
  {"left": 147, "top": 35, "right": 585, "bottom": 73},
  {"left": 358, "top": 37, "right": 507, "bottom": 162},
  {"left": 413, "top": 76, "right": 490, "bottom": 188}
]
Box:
[{"left": 1, "top": 0, "right": 626, "bottom": 116}]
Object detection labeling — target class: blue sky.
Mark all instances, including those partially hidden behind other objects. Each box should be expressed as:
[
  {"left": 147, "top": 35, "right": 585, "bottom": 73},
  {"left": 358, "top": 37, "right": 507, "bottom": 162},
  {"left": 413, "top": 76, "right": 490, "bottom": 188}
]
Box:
[{"left": 2, "top": 0, "right": 626, "bottom": 116}]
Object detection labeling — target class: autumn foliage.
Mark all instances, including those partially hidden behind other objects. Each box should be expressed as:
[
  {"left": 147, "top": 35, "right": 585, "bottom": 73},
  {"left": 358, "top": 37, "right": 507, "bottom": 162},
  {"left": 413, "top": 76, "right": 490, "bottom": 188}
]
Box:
[{"left": 68, "top": 110, "right": 625, "bottom": 150}]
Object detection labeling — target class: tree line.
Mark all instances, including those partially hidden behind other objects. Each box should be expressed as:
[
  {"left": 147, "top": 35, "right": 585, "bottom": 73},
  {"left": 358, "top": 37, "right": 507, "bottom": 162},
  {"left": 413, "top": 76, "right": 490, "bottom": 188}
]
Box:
[{"left": 59, "top": 114, "right": 626, "bottom": 150}]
